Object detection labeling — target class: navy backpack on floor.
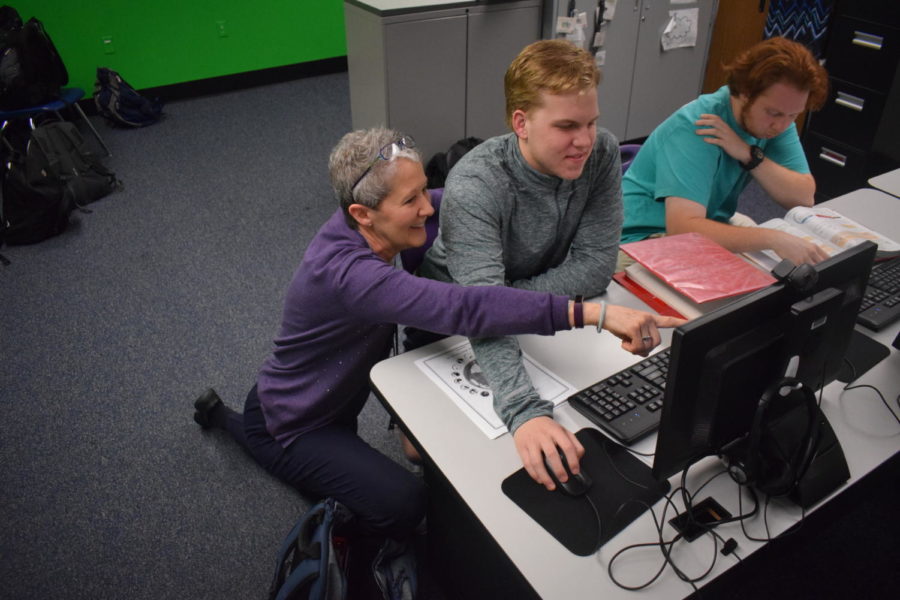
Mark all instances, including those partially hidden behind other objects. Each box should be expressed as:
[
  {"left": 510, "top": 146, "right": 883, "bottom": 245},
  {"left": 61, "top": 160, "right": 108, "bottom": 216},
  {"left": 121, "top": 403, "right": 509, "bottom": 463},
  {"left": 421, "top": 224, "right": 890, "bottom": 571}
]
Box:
[
  {"left": 269, "top": 498, "right": 352, "bottom": 600},
  {"left": 93, "top": 67, "right": 163, "bottom": 128}
]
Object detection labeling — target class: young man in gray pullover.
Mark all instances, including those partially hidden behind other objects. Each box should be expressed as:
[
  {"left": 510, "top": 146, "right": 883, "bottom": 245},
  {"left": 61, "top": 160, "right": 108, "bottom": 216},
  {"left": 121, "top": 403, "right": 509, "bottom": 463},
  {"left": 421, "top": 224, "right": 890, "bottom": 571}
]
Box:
[{"left": 418, "top": 40, "right": 681, "bottom": 489}]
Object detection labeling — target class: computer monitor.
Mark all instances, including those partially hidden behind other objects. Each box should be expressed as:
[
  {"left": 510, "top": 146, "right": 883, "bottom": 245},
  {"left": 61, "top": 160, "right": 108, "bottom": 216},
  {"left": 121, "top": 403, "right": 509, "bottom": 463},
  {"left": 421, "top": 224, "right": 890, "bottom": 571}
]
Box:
[{"left": 651, "top": 241, "right": 877, "bottom": 489}]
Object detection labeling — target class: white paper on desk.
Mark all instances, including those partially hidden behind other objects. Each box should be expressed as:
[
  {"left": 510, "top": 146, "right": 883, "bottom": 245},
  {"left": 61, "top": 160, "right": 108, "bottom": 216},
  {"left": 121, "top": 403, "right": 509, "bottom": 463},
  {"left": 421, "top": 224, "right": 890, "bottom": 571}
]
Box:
[
  {"left": 661, "top": 8, "right": 699, "bottom": 51},
  {"left": 415, "top": 339, "right": 576, "bottom": 439}
]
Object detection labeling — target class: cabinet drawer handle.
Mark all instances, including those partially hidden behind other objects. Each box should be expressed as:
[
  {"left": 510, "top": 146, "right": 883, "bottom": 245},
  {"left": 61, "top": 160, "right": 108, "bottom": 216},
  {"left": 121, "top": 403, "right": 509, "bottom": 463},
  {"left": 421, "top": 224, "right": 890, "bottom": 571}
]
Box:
[
  {"left": 818, "top": 148, "right": 848, "bottom": 168},
  {"left": 835, "top": 92, "right": 865, "bottom": 112},
  {"left": 852, "top": 31, "right": 883, "bottom": 50}
]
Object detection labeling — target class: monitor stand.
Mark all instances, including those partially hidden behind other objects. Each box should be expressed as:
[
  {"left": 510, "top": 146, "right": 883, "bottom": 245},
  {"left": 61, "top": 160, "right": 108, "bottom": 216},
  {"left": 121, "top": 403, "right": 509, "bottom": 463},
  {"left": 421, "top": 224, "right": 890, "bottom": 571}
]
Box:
[
  {"left": 722, "top": 395, "right": 850, "bottom": 509},
  {"left": 837, "top": 328, "right": 890, "bottom": 383},
  {"left": 784, "top": 407, "right": 850, "bottom": 508}
]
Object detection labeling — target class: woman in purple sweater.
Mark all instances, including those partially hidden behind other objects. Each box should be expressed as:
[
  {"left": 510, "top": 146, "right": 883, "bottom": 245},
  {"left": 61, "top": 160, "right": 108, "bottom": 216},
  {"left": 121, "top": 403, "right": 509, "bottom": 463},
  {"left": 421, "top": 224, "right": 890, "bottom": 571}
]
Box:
[{"left": 192, "top": 128, "right": 674, "bottom": 541}]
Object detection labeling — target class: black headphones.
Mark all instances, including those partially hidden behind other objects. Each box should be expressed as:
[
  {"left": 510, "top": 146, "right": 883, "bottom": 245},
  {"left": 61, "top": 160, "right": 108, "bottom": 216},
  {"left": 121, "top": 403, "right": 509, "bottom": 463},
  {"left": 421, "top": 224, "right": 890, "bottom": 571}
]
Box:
[{"left": 728, "top": 376, "right": 820, "bottom": 497}]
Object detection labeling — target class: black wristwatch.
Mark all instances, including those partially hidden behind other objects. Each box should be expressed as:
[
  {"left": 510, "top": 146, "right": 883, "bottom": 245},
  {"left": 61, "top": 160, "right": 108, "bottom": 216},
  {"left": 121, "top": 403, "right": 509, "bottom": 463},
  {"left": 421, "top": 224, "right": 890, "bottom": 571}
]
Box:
[{"left": 741, "top": 145, "right": 764, "bottom": 171}]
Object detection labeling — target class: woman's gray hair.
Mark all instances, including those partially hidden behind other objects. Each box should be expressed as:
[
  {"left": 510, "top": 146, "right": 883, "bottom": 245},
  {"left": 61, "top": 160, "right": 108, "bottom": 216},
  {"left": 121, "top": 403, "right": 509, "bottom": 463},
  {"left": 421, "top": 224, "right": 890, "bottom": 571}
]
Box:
[{"left": 329, "top": 127, "right": 422, "bottom": 229}]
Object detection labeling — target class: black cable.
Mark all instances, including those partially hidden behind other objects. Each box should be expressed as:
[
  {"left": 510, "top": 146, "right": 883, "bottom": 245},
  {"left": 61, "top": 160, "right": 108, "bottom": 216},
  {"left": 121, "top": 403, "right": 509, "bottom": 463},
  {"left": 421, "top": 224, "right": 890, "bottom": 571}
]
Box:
[
  {"left": 604, "top": 443, "right": 654, "bottom": 490},
  {"left": 736, "top": 479, "right": 808, "bottom": 543},
  {"left": 607, "top": 466, "right": 736, "bottom": 593},
  {"left": 656, "top": 483, "right": 719, "bottom": 588},
  {"left": 763, "top": 494, "right": 773, "bottom": 539},
  {"left": 738, "top": 485, "right": 772, "bottom": 543},
  {"left": 840, "top": 356, "right": 900, "bottom": 424},
  {"left": 842, "top": 382, "right": 900, "bottom": 427},
  {"left": 607, "top": 495, "right": 697, "bottom": 592},
  {"left": 607, "top": 447, "right": 818, "bottom": 593},
  {"left": 584, "top": 493, "right": 603, "bottom": 554},
  {"left": 612, "top": 438, "right": 655, "bottom": 458}
]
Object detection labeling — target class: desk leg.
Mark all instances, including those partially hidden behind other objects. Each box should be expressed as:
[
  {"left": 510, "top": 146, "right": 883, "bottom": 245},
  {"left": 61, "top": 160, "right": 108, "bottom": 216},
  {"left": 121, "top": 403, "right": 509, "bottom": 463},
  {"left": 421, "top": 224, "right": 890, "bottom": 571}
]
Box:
[
  {"left": 424, "top": 464, "right": 540, "bottom": 600},
  {"left": 369, "top": 386, "right": 541, "bottom": 599}
]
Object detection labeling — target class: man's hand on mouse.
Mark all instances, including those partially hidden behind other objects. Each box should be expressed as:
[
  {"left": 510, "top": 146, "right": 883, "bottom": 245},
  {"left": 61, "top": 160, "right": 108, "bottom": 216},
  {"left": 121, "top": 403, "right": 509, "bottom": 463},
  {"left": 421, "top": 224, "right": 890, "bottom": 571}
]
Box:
[{"left": 513, "top": 416, "right": 584, "bottom": 490}]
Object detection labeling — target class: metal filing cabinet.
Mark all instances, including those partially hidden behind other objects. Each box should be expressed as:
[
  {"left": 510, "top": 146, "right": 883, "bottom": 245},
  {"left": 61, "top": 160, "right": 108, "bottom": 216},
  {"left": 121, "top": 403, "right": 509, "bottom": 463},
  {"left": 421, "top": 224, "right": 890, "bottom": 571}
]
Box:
[
  {"left": 803, "top": 0, "right": 900, "bottom": 201},
  {"left": 344, "top": 0, "right": 542, "bottom": 162}
]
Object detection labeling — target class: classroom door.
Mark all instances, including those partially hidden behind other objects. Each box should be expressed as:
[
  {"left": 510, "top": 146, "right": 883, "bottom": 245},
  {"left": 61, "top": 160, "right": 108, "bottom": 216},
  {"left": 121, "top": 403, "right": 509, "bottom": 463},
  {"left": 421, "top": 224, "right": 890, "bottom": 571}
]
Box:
[{"left": 702, "top": 1, "right": 769, "bottom": 93}]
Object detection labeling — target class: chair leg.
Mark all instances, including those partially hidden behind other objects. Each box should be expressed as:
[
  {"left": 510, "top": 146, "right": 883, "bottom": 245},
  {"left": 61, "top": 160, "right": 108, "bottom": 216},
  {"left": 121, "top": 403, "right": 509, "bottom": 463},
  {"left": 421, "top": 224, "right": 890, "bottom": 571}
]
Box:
[{"left": 70, "top": 102, "right": 112, "bottom": 157}]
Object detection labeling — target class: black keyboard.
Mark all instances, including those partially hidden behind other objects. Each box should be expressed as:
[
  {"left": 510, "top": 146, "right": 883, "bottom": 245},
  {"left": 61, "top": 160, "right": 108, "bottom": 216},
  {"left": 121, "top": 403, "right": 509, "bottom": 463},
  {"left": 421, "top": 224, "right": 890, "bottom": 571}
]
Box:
[
  {"left": 858, "top": 258, "right": 900, "bottom": 331},
  {"left": 568, "top": 348, "right": 670, "bottom": 445}
]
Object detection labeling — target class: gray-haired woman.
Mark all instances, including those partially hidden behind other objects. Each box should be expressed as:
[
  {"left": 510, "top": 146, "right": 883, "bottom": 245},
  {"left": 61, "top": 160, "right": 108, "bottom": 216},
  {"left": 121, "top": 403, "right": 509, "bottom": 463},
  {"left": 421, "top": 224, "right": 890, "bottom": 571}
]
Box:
[{"left": 192, "top": 127, "right": 673, "bottom": 555}]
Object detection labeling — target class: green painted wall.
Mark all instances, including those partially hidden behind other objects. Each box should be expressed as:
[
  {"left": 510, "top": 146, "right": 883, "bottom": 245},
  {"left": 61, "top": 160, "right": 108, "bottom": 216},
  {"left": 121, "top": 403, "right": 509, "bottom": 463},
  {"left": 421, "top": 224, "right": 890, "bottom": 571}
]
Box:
[{"left": 13, "top": 0, "right": 346, "bottom": 93}]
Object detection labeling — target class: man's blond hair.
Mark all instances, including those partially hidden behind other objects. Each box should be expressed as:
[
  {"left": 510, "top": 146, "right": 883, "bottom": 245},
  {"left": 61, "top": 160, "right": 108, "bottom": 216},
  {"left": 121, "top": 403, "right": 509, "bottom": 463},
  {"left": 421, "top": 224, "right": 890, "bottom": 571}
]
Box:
[{"left": 504, "top": 39, "right": 601, "bottom": 129}]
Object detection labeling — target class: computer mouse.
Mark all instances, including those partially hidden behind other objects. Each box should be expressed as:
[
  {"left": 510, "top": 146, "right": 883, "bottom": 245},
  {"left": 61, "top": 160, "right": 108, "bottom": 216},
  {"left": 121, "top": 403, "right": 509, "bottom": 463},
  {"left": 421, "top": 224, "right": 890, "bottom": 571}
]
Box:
[{"left": 543, "top": 450, "right": 592, "bottom": 497}]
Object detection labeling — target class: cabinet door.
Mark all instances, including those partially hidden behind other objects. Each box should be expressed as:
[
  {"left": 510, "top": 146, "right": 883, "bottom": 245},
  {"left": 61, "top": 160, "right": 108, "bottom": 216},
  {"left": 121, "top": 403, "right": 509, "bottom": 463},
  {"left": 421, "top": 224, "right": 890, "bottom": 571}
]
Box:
[
  {"left": 595, "top": 0, "right": 642, "bottom": 140},
  {"left": 625, "top": 0, "right": 717, "bottom": 140},
  {"left": 384, "top": 14, "right": 467, "bottom": 161},
  {"left": 466, "top": 3, "right": 542, "bottom": 141}
]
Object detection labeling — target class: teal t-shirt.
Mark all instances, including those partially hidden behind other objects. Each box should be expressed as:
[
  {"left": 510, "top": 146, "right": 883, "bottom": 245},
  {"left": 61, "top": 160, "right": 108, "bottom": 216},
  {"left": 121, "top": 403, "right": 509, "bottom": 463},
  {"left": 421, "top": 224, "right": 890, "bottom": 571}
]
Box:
[{"left": 620, "top": 86, "right": 810, "bottom": 244}]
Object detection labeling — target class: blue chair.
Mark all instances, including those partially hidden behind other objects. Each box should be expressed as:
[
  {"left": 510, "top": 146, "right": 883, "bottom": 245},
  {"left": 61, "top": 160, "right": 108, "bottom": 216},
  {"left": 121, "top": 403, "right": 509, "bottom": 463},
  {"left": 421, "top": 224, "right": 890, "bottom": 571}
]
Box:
[
  {"left": 400, "top": 188, "right": 442, "bottom": 274},
  {"left": 620, "top": 143, "right": 642, "bottom": 174},
  {"left": 0, "top": 87, "right": 111, "bottom": 156}
]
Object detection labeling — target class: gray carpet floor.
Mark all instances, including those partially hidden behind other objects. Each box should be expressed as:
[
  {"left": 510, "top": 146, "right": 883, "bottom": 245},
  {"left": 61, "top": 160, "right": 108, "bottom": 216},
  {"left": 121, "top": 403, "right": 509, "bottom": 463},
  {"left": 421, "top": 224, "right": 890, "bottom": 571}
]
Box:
[{"left": 0, "top": 70, "right": 789, "bottom": 600}]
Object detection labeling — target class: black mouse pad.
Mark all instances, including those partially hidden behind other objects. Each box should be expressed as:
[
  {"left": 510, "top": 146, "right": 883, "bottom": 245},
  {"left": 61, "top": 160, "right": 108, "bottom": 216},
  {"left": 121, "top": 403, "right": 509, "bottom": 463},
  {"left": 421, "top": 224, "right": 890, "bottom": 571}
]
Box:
[{"left": 501, "top": 428, "right": 670, "bottom": 556}]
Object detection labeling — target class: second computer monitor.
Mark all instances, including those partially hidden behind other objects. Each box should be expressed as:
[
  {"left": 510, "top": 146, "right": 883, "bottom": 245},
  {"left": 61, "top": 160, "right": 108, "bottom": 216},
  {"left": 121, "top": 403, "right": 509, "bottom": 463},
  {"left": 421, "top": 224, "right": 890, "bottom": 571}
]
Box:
[{"left": 651, "top": 241, "right": 876, "bottom": 483}]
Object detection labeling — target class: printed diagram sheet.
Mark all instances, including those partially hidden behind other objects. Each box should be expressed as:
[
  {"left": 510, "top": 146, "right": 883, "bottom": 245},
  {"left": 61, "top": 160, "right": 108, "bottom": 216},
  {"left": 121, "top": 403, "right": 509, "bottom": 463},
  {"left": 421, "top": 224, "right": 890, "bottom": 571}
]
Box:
[
  {"left": 415, "top": 340, "right": 576, "bottom": 439},
  {"left": 661, "top": 7, "right": 699, "bottom": 51}
]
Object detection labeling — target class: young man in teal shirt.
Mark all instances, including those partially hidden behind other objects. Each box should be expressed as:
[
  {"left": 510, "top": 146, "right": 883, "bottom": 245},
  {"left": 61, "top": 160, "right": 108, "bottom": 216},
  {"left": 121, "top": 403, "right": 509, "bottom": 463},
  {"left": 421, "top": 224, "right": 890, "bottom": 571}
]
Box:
[{"left": 620, "top": 37, "right": 831, "bottom": 267}]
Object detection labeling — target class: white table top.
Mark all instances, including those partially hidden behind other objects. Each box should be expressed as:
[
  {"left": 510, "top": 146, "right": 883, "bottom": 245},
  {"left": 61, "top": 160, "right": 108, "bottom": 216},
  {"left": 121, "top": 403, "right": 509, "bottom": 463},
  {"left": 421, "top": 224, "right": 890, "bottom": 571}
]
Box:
[
  {"left": 868, "top": 168, "right": 900, "bottom": 198},
  {"left": 370, "top": 188, "right": 900, "bottom": 599}
]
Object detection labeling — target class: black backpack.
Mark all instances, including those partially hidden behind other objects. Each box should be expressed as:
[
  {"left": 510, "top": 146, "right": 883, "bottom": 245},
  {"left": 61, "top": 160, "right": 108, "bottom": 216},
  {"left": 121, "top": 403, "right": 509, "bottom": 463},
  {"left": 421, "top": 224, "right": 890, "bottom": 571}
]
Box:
[
  {"left": 1, "top": 120, "right": 120, "bottom": 246},
  {"left": 94, "top": 67, "right": 163, "bottom": 128},
  {"left": 0, "top": 10, "right": 68, "bottom": 110}
]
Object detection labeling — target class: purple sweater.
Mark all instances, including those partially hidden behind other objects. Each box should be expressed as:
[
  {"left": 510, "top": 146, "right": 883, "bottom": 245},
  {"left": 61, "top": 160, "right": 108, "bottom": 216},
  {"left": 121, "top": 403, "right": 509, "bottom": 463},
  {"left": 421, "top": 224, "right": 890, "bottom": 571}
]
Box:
[{"left": 257, "top": 209, "right": 571, "bottom": 446}]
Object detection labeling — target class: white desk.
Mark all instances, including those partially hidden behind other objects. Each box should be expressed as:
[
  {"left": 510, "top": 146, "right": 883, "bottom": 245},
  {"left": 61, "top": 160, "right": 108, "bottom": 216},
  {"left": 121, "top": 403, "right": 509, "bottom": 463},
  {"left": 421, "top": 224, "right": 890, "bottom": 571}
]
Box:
[
  {"left": 868, "top": 168, "right": 900, "bottom": 198},
  {"left": 370, "top": 189, "right": 900, "bottom": 599}
]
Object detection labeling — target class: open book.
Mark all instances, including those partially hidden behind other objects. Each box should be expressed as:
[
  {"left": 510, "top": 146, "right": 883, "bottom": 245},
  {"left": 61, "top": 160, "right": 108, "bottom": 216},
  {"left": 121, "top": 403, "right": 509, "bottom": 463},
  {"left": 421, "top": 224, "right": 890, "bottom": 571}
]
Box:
[{"left": 742, "top": 206, "right": 900, "bottom": 270}]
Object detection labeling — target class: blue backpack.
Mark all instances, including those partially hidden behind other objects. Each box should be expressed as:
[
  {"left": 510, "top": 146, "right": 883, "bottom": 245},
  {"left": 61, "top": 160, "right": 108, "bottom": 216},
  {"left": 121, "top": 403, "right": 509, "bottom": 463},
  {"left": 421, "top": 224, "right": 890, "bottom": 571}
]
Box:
[
  {"left": 93, "top": 67, "right": 163, "bottom": 127},
  {"left": 268, "top": 498, "right": 418, "bottom": 600},
  {"left": 269, "top": 498, "right": 352, "bottom": 600}
]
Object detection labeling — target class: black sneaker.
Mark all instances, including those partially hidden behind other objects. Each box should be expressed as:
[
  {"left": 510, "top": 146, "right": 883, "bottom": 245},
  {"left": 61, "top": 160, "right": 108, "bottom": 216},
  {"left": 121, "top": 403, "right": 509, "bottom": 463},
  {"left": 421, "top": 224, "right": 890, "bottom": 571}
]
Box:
[{"left": 193, "top": 388, "right": 223, "bottom": 429}]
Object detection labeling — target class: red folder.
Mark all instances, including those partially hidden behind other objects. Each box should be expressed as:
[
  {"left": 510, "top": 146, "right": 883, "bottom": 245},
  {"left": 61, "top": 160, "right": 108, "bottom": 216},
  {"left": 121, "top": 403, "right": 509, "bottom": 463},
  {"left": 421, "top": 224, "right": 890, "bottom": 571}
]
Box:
[
  {"left": 620, "top": 232, "right": 776, "bottom": 304},
  {"left": 612, "top": 271, "right": 686, "bottom": 319}
]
